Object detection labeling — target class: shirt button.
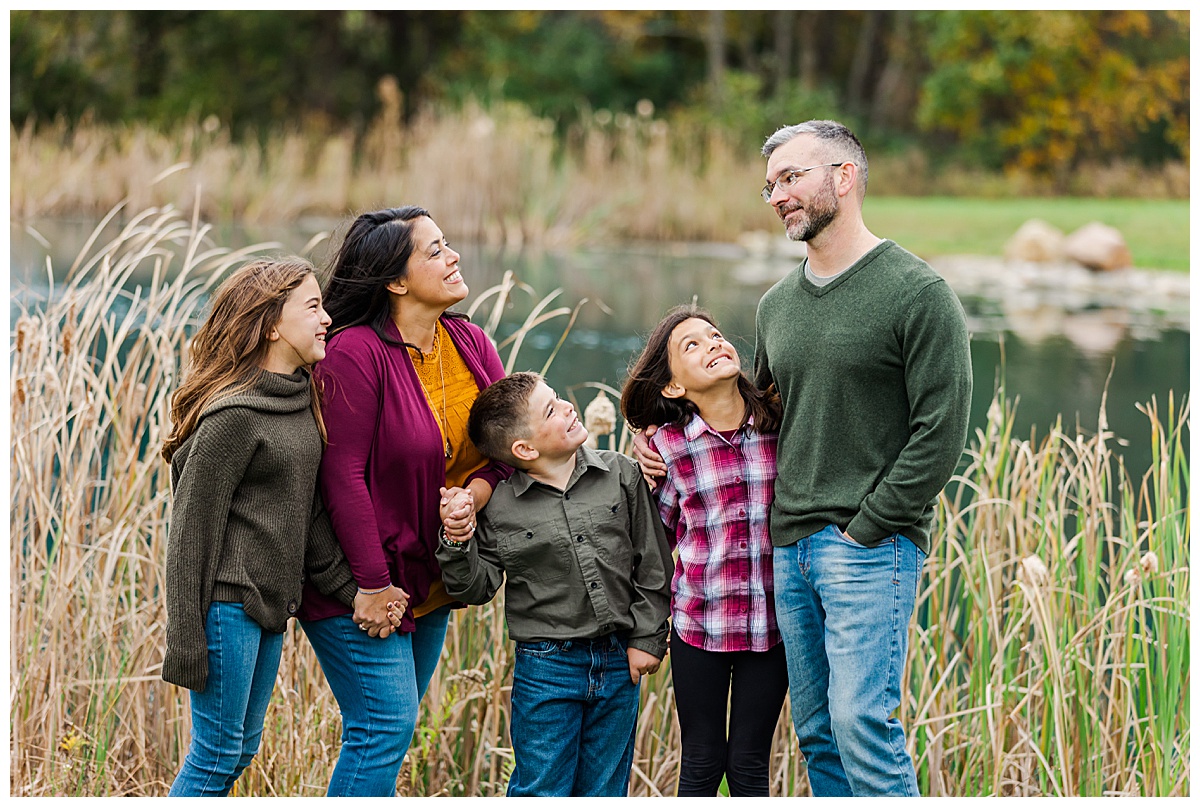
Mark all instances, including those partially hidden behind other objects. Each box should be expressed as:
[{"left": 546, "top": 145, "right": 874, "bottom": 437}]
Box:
[
  {"left": 577, "top": 535, "right": 585, "bottom": 542},
  {"left": 741, "top": 575, "right": 748, "bottom": 582},
  {"left": 738, "top": 510, "right": 745, "bottom": 517},
  {"left": 735, "top": 476, "right": 742, "bottom": 483},
  {"left": 565, "top": 493, "right": 571, "bottom": 500},
  {"left": 287, "top": 600, "right": 298, "bottom": 615},
  {"left": 526, "top": 531, "right": 533, "bottom": 539},
  {"left": 740, "top": 542, "right": 747, "bottom": 549},
  {"left": 590, "top": 582, "right": 599, "bottom": 590}
]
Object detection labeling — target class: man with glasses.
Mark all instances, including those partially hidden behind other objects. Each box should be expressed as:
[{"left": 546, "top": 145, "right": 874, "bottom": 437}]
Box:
[{"left": 635, "top": 119, "right": 972, "bottom": 796}]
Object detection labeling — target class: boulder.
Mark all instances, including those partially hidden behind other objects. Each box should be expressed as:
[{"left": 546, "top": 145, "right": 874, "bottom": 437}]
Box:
[
  {"left": 1004, "top": 218, "right": 1065, "bottom": 263},
  {"left": 1063, "top": 222, "right": 1133, "bottom": 272}
]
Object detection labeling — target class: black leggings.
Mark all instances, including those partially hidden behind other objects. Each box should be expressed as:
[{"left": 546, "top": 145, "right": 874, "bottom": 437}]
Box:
[{"left": 669, "top": 627, "right": 790, "bottom": 797}]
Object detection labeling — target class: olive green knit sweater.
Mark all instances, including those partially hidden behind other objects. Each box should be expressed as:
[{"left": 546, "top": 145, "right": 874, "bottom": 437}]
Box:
[
  {"left": 163, "top": 370, "right": 357, "bottom": 691},
  {"left": 753, "top": 240, "right": 972, "bottom": 556}
]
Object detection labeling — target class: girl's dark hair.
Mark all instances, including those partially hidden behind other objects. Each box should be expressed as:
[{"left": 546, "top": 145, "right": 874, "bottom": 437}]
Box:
[
  {"left": 321, "top": 206, "right": 465, "bottom": 347},
  {"left": 621, "top": 304, "right": 781, "bottom": 434}
]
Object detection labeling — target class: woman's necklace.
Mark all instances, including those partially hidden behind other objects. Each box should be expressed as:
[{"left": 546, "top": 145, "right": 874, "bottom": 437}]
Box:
[
  {"left": 410, "top": 326, "right": 453, "bottom": 460},
  {"left": 435, "top": 331, "right": 452, "bottom": 460}
]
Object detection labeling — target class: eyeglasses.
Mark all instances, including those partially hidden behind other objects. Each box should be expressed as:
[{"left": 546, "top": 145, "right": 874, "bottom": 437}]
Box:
[{"left": 761, "top": 163, "right": 847, "bottom": 203}]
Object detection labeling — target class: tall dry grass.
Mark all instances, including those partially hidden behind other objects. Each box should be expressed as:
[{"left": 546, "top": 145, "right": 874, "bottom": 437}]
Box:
[
  {"left": 11, "top": 85, "right": 1189, "bottom": 250},
  {"left": 10, "top": 207, "right": 1189, "bottom": 796},
  {"left": 9, "top": 84, "right": 769, "bottom": 248}
]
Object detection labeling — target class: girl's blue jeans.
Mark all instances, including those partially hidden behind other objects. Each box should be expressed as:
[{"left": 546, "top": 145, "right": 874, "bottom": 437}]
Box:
[
  {"left": 299, "top": 605, "right": 451, "bottom": 797},
  {"left": 168, "top": 601, "right": 284, "bottom": 796}
]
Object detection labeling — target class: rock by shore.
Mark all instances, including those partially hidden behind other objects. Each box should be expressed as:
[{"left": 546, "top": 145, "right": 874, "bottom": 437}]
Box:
[{"left": 724, "top": 232, "right": 1189, "bottom": 354}]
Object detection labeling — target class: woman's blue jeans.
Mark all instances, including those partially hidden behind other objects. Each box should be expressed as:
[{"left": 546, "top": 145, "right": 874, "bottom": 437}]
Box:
[
  {"left": 299, "top": 605, "right": 451, "bottom": 797},
  {"left": 168, "top": 601, "right": 284, "bottom": 797},
  {"left": 506, "top": 634, "right": 639, "bottom": 797},
  {"left": 772, "top": 525, "right": 926, "bottom": 797}
]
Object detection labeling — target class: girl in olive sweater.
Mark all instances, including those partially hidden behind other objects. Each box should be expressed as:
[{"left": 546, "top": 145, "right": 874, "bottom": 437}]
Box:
[{"left": 161, "top": 259, "right": 367, "bottom": 796}]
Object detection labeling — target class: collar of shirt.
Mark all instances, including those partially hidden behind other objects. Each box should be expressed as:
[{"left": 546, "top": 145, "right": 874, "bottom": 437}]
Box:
[
  {"left": 681, "top": 411, "right": 755, "bottom": 444},
  {"left": 508, "top": 444, "right": 612, "bottom": 497}
]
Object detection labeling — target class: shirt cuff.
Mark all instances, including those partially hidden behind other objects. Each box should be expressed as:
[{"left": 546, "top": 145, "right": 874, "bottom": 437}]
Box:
[
  {"left": 846, "top": 511, "right": 892, "bottom": 546},
  {"left": 627, "top": 635, "right": 667, "bottom": 660},
  {"left": 437, "top": 525, "right": 470, "bottom": 550}
]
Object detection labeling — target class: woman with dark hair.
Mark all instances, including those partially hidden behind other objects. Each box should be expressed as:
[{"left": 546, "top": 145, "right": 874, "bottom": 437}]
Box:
[{"left": 296, "top": 206, "right": 509, "bottom": 796}]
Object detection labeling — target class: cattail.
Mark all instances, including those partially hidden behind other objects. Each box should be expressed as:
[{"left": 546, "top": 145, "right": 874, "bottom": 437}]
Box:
[
  {"left": 62, "top": 303, "right": 78, "bottom": 358},
  {"left": 1017, "top": 554, "right": 1050, "bottom": 588},
  {"left": 584, "top": 390, "right": 616, "bottom": 449},
  {"left": 15, "top": 378, "right": 25, "bottom": 407},
  {"left": 584, "top": 390, "right": 616, "bottom": 434},
  {"left": 1124, "top": 567, "right": 1142, "bottom": 587},
  {"left": 1140, "top": 550, "right": 1160, "bottom": 576},
  {"left": 15, "top": 318, "right": 28, "bottom": 354}
]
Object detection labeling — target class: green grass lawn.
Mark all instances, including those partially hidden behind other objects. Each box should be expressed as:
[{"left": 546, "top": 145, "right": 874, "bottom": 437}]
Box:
[{"left": 863, "top": 197, "right": 1190, "bottom": 272}]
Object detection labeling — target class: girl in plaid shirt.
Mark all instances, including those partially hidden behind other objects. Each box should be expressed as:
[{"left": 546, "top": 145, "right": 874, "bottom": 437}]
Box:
[{"left": 622, "top": 304, "right": 789, "bottom": 797}]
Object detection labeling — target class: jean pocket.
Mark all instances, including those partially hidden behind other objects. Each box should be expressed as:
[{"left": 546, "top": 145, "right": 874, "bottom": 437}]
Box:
[
  {"left": 830, "top": 524, "right": 893, "bottom": 549},
  {"left": 515, "top": 640, "right": 566, "bottom": 658}
]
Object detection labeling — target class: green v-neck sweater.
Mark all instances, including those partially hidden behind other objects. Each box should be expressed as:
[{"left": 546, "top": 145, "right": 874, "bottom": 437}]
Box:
[
  {"left": 753, "top": 240, "right": 972, "bottom": 555},
  {"left": 163, "top": 370, "right": 358, "bottom": 691}
]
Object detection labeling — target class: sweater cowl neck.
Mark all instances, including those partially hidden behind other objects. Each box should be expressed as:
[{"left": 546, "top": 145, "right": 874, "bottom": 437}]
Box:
[{"left": 201, "top": 368, "right": 313, "bottom": 420}]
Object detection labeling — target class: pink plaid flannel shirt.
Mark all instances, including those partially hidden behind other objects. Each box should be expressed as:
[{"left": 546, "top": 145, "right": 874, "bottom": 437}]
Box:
[{"left": 650, "top": 413, "right": 781, "bottom": 652}]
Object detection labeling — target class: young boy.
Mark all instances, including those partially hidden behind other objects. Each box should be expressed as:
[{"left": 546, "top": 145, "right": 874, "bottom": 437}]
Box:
[{"left": 435, "top": 371, "right": 672, "bottom": 797}]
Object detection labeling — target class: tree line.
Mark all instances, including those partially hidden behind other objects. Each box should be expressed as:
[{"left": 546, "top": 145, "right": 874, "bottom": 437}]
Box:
[{"left": 10, "top": 10, "right": 1189, "bottom": 184}]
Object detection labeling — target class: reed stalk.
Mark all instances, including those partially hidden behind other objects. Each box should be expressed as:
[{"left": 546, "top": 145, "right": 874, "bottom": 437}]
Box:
[{"left": 10, "top": 206, "right": 1189, "bottom": 796}]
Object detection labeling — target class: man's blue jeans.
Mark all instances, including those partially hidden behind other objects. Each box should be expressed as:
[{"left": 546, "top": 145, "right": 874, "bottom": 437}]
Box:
[
  {"left": 773, "top": 525, "right": 926, "bottom": 797},
  {"left": 507, "top": 634, "right": 640, "bottom": 797},
  {"left": 299, "top": 605, "right": 452, "bottom": 797},
  {"left": 169, "top": 601, "right": 284, "bottom": 796}
]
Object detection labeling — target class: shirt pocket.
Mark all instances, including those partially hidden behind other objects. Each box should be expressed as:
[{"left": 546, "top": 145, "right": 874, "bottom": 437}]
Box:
[
  {"left": 587, "top": 501, "right": 632, "bottom": 570},
  {"left": 495, "top": 519, "right": 573, "bottom": 583}
]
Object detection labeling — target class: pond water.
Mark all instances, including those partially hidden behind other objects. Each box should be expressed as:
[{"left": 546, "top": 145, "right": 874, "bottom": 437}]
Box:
[{"left": 10, "top": 217, "right": 1191, "bottom": 486}]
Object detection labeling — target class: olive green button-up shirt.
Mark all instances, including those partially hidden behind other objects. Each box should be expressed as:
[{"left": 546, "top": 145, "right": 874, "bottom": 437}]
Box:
[{"left": 436, "top": 445, "right": 672, "bottom": 658}]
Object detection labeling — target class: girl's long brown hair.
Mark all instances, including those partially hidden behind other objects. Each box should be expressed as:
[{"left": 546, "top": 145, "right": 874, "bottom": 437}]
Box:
[
  {"left": 162, "top": 258, "right": 324, "bottom": 463},
  {"left": 621, "top": 304, "right": 781, "bottom": 434}
]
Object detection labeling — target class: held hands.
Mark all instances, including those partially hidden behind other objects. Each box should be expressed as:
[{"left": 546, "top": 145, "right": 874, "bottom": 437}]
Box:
[
  {"left": 627, "top": 647, "right": 662, "bottom": 685},
  {"left": 352, "top": 585, "right": 409, "bottom": 638},
  {"left": 440, "top": 486, "right": 477, "bottom": 542},
  {"left": 631, "top": 425, "right": 666, "bottom": 490},
  {"left": 386, "top": 599, "right": 405, "bottom": 630}
]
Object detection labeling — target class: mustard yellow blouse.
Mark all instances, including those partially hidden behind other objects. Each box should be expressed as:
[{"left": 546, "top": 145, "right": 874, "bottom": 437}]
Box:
[{"left": 409, "top": 320, "right": 488, "bottom": 617}]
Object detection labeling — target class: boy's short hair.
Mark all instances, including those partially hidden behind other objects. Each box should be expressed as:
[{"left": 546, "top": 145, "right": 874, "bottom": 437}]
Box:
[{"left": 468, "top": 371, "right": 543, "bottom": 466}]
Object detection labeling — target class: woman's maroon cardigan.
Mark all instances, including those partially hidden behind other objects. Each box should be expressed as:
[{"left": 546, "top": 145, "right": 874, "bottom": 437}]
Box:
[{"left": 298, "top": 314, "right": 509, "bottom": 631}]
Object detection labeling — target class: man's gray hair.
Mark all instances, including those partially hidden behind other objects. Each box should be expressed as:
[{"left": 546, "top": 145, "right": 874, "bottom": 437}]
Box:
[{"left": 762, "top": 120, "right": 869, "bottom": 196}]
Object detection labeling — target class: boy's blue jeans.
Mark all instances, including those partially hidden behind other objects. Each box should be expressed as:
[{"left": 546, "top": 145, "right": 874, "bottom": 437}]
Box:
[
  {"left": 169, "top": 602, "right": 284, "bottom": 796},
  {"left": 299, "top": 605, "right": 452, "bottom": 797},
  {"left": 507, "top": 633, "right": 640, "bottom": 797},
  {"left": 773, "top": 525, "right": 926, "bottom": 797}
]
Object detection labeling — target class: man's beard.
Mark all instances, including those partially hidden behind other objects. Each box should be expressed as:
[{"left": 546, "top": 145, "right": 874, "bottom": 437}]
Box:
[{"left": 783, "top": 174, "right": 839, "bottom": 242}]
